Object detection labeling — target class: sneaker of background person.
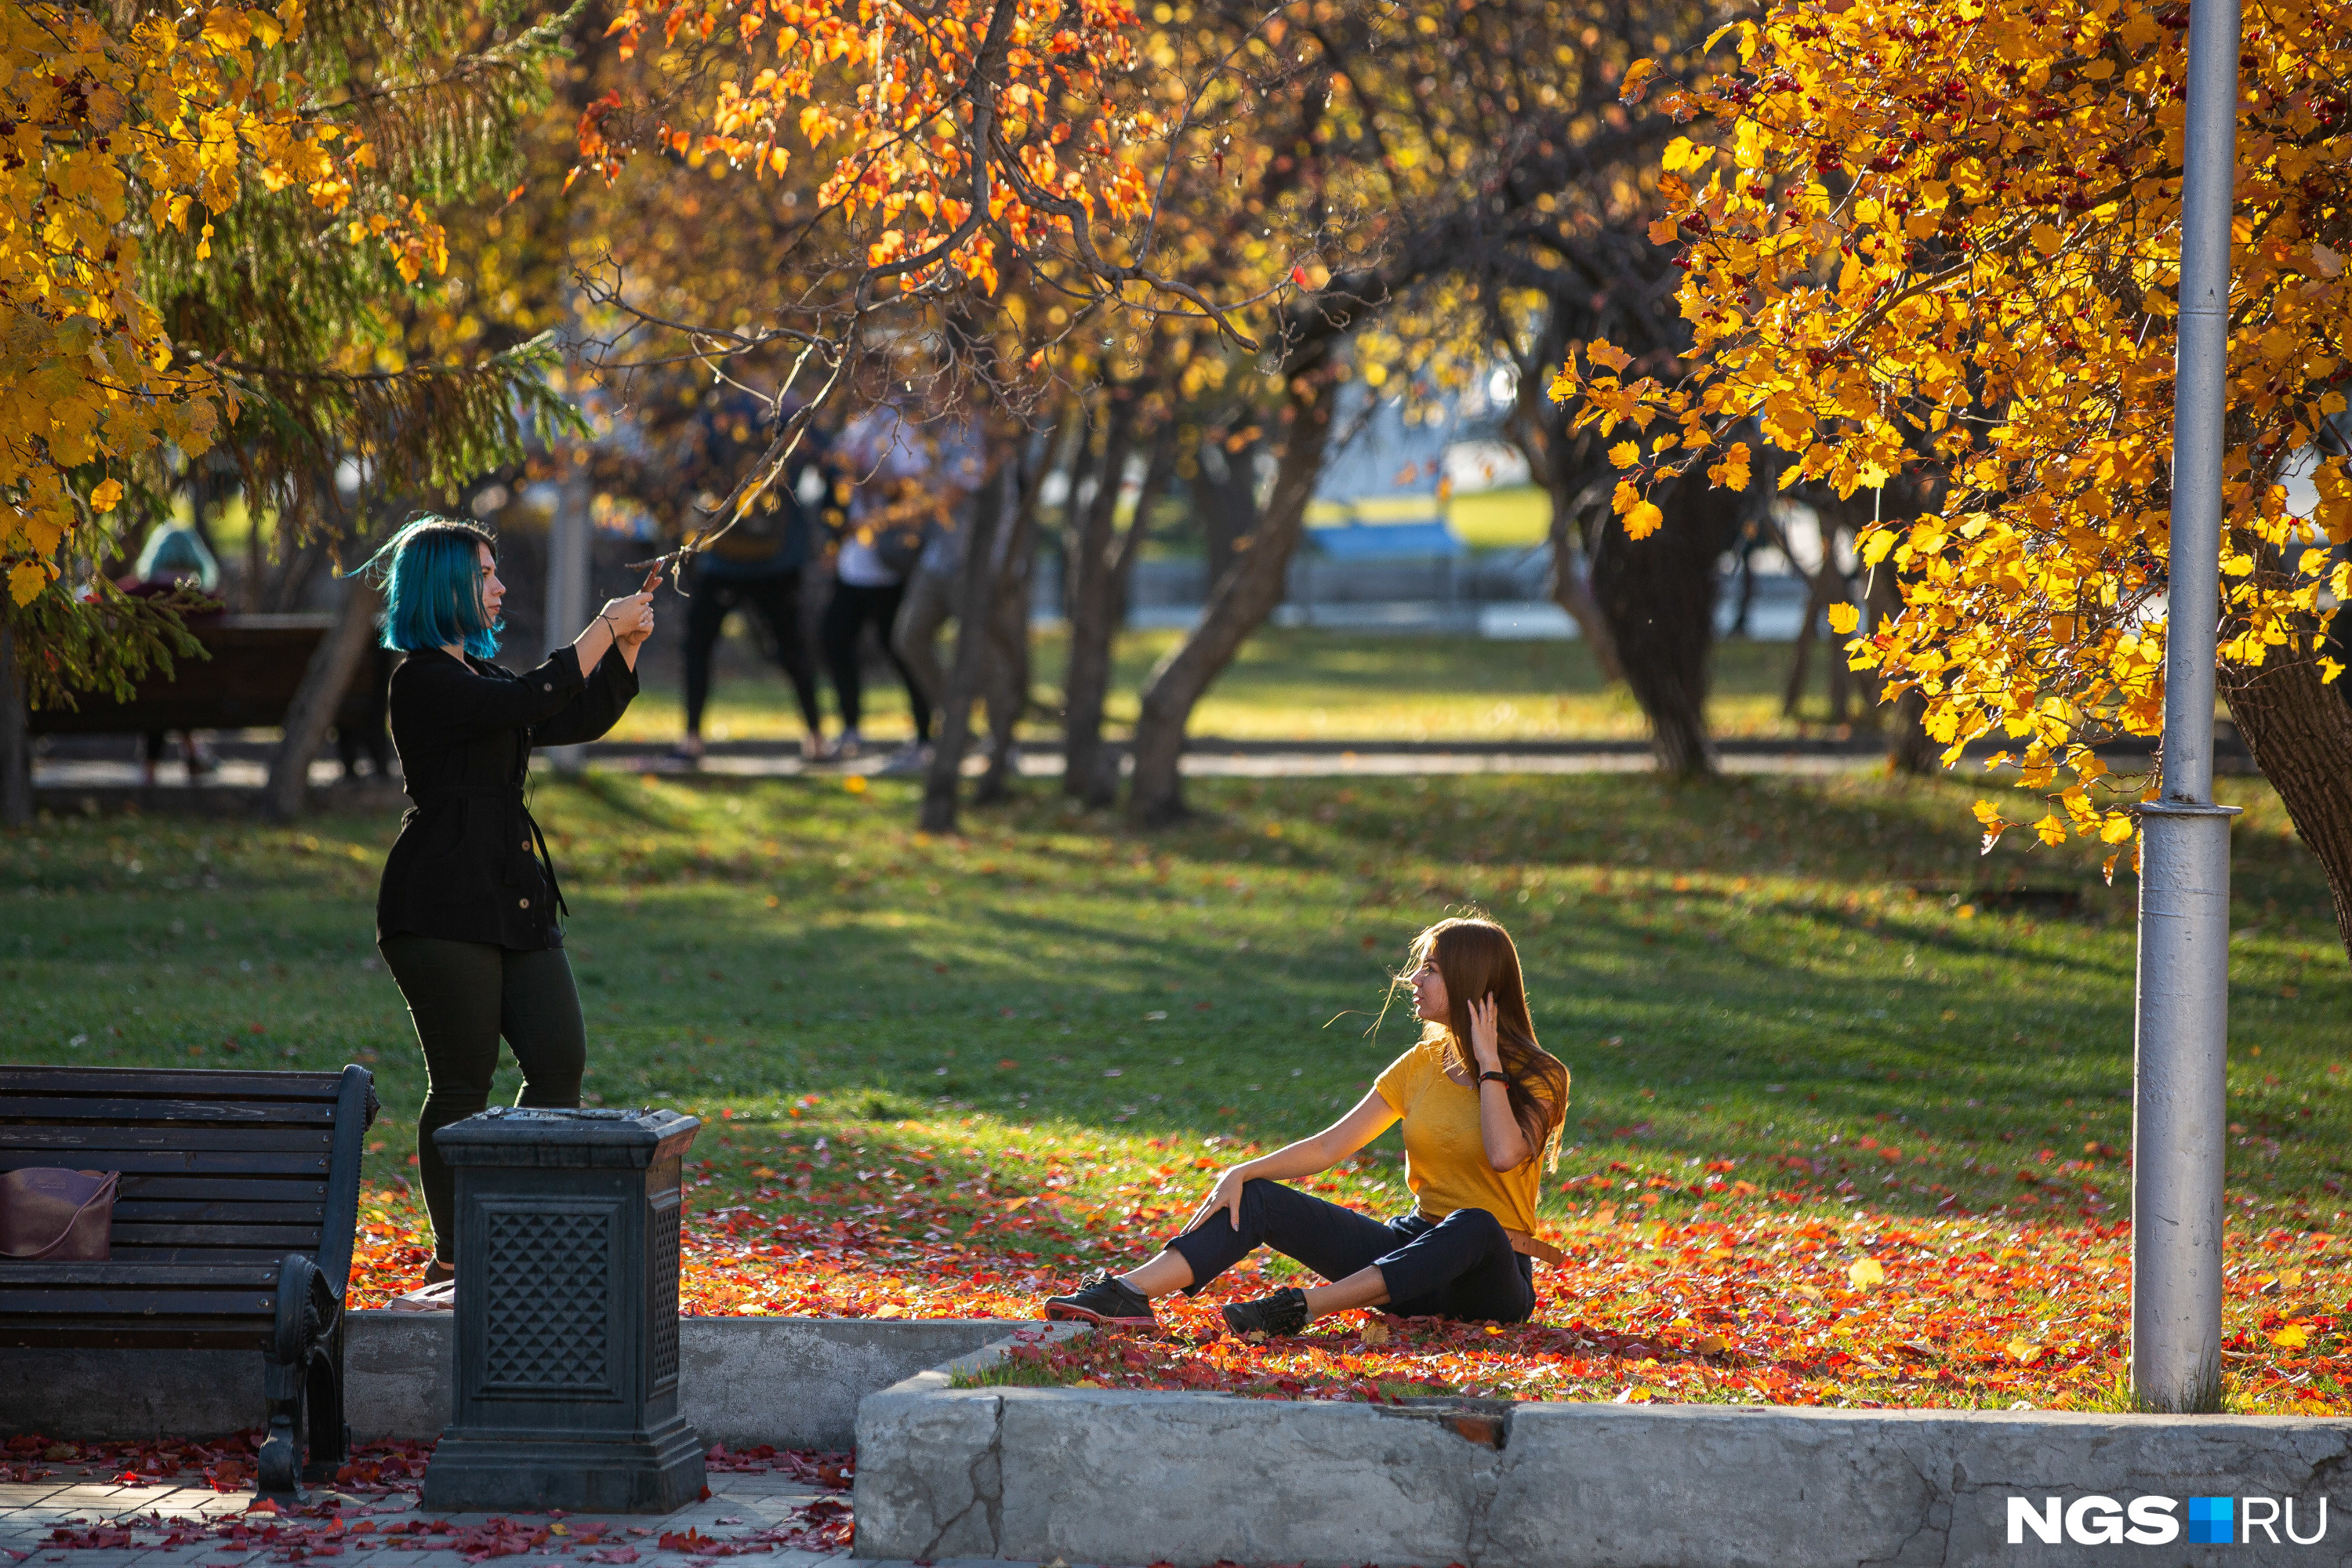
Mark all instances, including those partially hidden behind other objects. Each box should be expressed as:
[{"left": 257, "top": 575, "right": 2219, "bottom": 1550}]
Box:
[
  {"left": 1219, "top": 1286, "right": 1308, "bottom": 1337},
  {"left": 834, "top": 729, "right": 864, "bottom": 760},
  {"left": 800, "top": 732, "right": 834, "bottom": 762},
  {"left": 878, "top": 741, "right": 930, "bottom": 777},
  {"left": 1044, "top": 1269, "right": 1157, "bottom": 1327}
]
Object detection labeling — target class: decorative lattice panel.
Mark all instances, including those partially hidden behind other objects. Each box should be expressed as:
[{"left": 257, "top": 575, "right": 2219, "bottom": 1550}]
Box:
[
  {"left": 647, "top": 1198, "right": 681, "bottom": 1392},
  {"left": 481, "top": 1209, "right": 612, "bottom": 1391}
]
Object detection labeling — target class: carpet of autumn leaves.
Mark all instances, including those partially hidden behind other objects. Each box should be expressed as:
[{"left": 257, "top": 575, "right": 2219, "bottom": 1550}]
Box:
[{"left": 348, "top": 1147, "right": 2352, "bottom": 1415}]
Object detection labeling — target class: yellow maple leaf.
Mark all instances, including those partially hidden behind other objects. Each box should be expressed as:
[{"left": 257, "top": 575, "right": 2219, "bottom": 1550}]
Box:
[
  {"left": 201, "top": 7, "right": 254, "bottom": 50},
  {"left": 89, "top": 479, "right": 123, "bottom": 513},
  {"left": 1826, "top": 602, "right": 1860, "bottom": 634},
  {"left": 1585, "top": 339, "right": 1634, "bottom": 373},
  {"left": 1847, "top": 1258, "right": 1885, "bottom": 1290},
  {"left": 1661, "top": 136, "right": 1710, "bottom": 174},
  {"left": 2273, "top": 1323, "right": 2309, "bottom": 1350},
  {"left": 1607, "top": 440, "right": 1641, "bottom": 469},
  {"left": 1708, "top": 442, "right": 1751, "bottom": 491}
]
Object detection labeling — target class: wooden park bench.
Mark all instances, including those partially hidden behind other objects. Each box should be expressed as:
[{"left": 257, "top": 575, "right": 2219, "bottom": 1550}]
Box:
[
  {"left": 26, "top": 614, "right": 384, "bottom": 740},
  {"left": 0, "top": 1065, "right": 379, "bottom": 1500}
]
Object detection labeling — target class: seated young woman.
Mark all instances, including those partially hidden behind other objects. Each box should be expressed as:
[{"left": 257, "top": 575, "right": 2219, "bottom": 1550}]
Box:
[{"left": 1046, "top": 916, "right": 1570, "bottom": 1336}]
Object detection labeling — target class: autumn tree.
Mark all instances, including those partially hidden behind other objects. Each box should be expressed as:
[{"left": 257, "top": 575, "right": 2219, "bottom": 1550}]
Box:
[
  {"left": 1327, "top": 0, "right": 1743, "bottom": 773},
  {"left": 563, "top": 0, "right": 1348, "bottom": 829},
  {"left": 1559, "top": 0, "right": 2352, "bottom": 949},
  {"left": 1120, "top": 0, "right": 1746, "bottom": 816},
  {"left": 1, "top": 0, "right": 582, "bottom": 821}
]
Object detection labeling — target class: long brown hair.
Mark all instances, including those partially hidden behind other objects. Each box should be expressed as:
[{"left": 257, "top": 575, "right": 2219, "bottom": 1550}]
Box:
[{"left": 1407, "top": 916, "right": 1568, "bottom": 1167}]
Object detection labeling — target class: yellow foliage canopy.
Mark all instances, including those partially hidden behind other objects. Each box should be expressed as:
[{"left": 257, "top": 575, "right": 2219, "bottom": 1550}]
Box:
[
  {"left": 588, "top": 0, "right": 1166, "bottom": 314},
  {"left": 1, "top": 2, "right": 441, "bottom": 606},
  {"left": 1551, "top": 0, "right": 2350, "bottom": 861}
]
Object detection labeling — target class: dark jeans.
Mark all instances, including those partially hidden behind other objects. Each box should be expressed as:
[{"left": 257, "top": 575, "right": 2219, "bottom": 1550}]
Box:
[
  {"left": 1167, "top": 1178, "right": 1534, "bottom": 1323},
  {"left": 821, "top": 579, "right": 930, "bottom": 739},
  {"left": 379, "top": 935, "right": 586, "bottom": 1264},
  {"left": 684, "top": 568, "right": 823, "bottom": 736}
]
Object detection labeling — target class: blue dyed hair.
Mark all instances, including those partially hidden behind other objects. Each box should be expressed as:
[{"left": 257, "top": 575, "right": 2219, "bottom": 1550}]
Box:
[{"left": 366, "top": 517, "right": 502, "bottom": 659}]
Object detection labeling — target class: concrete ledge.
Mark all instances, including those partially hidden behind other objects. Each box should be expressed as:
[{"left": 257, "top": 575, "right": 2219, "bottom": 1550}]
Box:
[
  {"left": 4, "top": 1314, "right": 1029, "bottom": 1452},
  {"left": 855, "top": 1374, "right": 2352, "bottom": 1567}
]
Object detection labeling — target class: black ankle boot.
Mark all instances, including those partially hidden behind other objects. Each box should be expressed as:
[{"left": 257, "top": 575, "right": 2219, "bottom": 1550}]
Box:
[{"left": 1221, "top": 1286, "right": 1309, "bottom": 1337}]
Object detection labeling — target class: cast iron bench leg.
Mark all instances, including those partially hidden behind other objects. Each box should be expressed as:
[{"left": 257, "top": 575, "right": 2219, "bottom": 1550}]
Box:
[
  {"left": 260, "top": 1254, "right": 324, "bottom": 1504},
  {"left": 302, "top": 1317, "right": 350, "bottom": 1481}
]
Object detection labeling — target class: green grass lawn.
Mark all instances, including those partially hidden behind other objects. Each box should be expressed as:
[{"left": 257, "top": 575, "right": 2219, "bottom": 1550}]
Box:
[
  {"left": 6, "top": 768, "right": 2346, "bottom": 1241},
  {"left": 608, "top": 627, "right": 1829, "bottom": 746}
]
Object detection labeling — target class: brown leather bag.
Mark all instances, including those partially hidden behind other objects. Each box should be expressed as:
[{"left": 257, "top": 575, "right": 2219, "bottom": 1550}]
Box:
[{"left": 0, "top": 1167, "right": 119, "bottom": 1261}]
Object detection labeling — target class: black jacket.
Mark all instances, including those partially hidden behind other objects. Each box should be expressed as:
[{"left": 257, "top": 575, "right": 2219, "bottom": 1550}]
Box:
[{"left": 376, "top": 644, "right": 638, "bottom": 950}]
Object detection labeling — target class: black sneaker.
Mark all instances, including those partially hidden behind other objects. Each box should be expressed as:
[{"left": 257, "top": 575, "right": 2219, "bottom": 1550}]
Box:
[
  {"left": 1221, "top": 1287, "right": 1309, "bottom": 1338},
  {"left": 1044, "top": 1269, "right": 1156, "bottom": 1327}
]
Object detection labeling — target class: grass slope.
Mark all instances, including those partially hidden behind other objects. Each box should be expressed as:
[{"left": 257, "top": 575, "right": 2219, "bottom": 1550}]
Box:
[
  {"left": 5, "top": 770, "right": 2347, "bottom": 1408},
  {"left": 603, "top": 630, "right": 1830, "bottom": 746}
]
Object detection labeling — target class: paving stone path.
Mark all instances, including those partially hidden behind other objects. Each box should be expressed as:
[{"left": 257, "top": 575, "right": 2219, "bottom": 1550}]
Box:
[{"left": 0, "top": 1460, "right": 1109, "bottom": 1568}]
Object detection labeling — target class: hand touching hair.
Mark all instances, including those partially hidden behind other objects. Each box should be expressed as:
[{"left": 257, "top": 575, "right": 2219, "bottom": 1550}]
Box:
[{"left": 1408, "top": 916, "right": 1569, "bottom": 1165}]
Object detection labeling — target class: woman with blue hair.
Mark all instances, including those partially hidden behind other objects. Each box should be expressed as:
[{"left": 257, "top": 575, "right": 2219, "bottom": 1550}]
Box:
[{"left": 365, "top": 517, "right": 655, "bottom": 1286}]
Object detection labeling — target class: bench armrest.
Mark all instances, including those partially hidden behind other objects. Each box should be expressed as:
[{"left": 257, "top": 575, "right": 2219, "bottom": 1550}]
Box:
[{"left": 314, "top": 1065, "right": 378, "bottom": 1305}]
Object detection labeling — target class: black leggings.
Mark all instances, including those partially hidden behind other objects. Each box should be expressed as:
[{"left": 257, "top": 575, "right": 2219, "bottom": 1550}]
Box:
[
  {"left": 820, "top": 579, "right": 931, "bottom": 739},
  {"left": 379, "top": 935, "right": 586, "bottom": 1264},
  {"left": 1167, "top": 1178, "right": 1534, "bottom": 1322},
  {"left": 683, "top": 568, "right": 823, "bottom": 736}
]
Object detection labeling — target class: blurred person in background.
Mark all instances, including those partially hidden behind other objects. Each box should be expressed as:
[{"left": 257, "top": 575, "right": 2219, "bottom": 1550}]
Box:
[
  {"left": 669, "top": 391, "right": 832, "bottom": 766},
  {"left": 119, "top": 524, "right": 226, "bottom": 786},
  {"left": 821, "top": 395, "right": 942, "bottom": 762}
]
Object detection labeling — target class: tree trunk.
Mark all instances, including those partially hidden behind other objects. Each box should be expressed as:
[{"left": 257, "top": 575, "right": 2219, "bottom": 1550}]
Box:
[
  {"left": 1539, "top": 466, "right": 1624, "bottom": 681},
  {"left": 263, "top": 579, "right": 383, "bottom": 821},
  {"left": 1052, "top": 414, "right": 1103, "bottom": 622},
  {"left": 1508, "top": 308, "right": 1625, "bottom": 681},
  {"left": 1782, "top": 554, "right": 1847, "bottom": 720},
  {"left": 1062, "top": 383, "right": 1145, "bottom": 807},
  {"left": 1515, "top": 430, "right": 1628, "bottom": 681},
  {"left": 977, "top": 422, "right": 1070, "bottom": 804},
  {"left": 1196, "top": 423, "right": 1262, "bottom": 588},
  {"left": 1111, "top": 419, "right": 1180, "bottom": 626},
  {"left": 1589, "top": 474, "right": 1742, "bottom": 779},
  {"left": 0, "top": 620, "right": 31, "bottom": 828},
  {"left": 1128, "top": 374, "right": 1338, "bottom": 826},
  {"left": 1871, "top": 559, "right": 1936, "bottom": 772},
  {"left": 918, "top": 441, "right": 1013, "bottom": 833},
  {"left": 2221, "top": 637, "right": 2352, "bottom": 958}
]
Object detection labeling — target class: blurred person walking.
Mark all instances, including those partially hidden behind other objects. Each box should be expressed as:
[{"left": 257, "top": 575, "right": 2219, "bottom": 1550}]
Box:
[
  {"left": 670, "top": 394, "right": 831, "bottom": 765},
  {"left": 820, "top": 397, "right": 946, "bottom": 761}
]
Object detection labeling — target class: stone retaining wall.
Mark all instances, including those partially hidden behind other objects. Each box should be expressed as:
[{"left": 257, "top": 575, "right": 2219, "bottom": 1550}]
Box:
[
  {"left": 4, "top": 1314, "right": 1025, "bottom": 1453},
  {"left": 855, "top": 1362, "right": 2352, "bottom": 1567}
]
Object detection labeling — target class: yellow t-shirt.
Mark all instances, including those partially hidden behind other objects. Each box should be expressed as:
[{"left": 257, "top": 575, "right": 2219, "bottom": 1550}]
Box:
[{"left": 1373, "top": 1038, "right": 1556, "bottom": 1236}]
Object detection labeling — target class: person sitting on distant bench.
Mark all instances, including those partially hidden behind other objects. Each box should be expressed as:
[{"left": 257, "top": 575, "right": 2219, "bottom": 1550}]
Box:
[
  {"left": 1045, "top": 915, "right": 1570, "bottom": 1334},
  {"left": 118, "top": 524, "right": 227, "bottom": 786}
]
